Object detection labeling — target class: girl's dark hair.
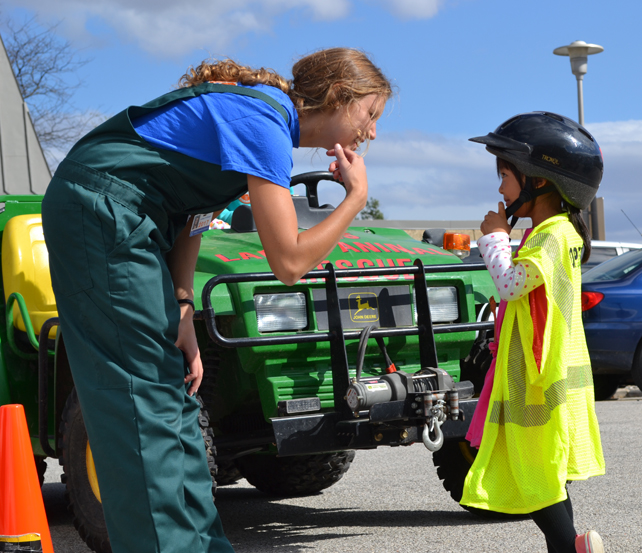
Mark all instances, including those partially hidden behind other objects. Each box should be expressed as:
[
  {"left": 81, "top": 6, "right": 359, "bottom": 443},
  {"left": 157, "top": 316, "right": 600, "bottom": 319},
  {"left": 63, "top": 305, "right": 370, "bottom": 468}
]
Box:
[
  {"left": 565, "top": 204, "right": 592, "bottom": 264},
  {"left": 496, "top": 158, "right": 591, "bottom": 264}
]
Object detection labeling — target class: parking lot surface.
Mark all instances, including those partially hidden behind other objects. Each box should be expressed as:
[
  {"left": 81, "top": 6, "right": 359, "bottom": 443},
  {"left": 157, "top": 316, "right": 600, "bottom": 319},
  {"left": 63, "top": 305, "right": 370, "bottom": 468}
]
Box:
[{"left": 44, "top": 397, "right": 641, "bottom": 553}]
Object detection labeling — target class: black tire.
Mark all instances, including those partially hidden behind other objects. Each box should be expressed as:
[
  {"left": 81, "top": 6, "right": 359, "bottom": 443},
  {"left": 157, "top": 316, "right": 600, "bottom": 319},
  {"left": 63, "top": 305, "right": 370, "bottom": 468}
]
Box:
[
  {"left": 215, "top": 459, "right": 243, "bottom": 487},
  {"left": 630, "top": 339, "right": 642, "bottom": 392},
  {"left": 237, "top": 451, "right": 356, "bottom": 497},
  {"left": 196, "top": 394, "right": 218, "bottom": 496},
  {"left": 592, "top": 374, "right": 620, "bottom": 401},
  {"left": 433, "top": 440, "right": 526, "bottom": 520},
  {"left": 35, "top": 455, "right": 47, "bottom": 487},
  {"left": 460, "top": 334, "right": 494, "bottom": 395},
  {"left": 60, "top": 390, "right": 217, "bottom": 553},
  {"left": 197, "top": 341, "right": 243, "bottom": 488},
  {"left": 59, "top": 388, "right": 111, "bottom": 553}
]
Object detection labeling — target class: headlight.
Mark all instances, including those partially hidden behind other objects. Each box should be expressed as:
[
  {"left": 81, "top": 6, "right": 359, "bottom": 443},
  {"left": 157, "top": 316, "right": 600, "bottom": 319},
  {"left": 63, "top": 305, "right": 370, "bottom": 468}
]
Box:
[
  {"left": 254, "top": 293, "right": 307, "bottom": 332},
  {"left": 413, "top": 287, "right": 459, "bottom": 323}
]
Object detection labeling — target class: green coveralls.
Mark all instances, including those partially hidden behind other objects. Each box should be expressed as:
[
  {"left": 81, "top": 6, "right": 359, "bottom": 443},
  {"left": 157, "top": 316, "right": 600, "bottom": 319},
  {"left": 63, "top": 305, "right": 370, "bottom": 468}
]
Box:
[{"left": 41, "top": 84, "right": 289, "bottom": 553}]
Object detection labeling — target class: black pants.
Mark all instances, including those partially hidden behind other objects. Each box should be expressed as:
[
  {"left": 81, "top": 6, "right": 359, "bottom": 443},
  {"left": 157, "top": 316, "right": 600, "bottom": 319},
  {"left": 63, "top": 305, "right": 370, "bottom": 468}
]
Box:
[{"left": 530, "top": 490, "right": 576, "bottom": 553}]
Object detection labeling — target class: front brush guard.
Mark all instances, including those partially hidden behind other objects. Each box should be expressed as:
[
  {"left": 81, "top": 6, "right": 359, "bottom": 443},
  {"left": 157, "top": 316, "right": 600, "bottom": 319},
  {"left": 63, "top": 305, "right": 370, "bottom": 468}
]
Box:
[{"left": 199, "top": 260, "right": 492, "bottom": 455}]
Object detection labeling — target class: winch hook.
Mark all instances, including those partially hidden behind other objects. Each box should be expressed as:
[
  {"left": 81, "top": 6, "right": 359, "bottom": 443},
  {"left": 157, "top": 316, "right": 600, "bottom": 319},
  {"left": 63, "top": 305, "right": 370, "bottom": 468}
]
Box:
[
  {"left": 422, "top": 402, "right": 446, "bottom": 452},
  {"left": 422, "top": 418, "right": 444, "bottom": 452}
]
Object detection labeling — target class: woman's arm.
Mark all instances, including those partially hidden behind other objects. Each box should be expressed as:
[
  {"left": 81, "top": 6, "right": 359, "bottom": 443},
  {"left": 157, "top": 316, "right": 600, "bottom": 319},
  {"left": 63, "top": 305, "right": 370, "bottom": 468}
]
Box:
[
  {"left": 249, "top": 144, "right": 368, "bottom": 286},
  {"left": 166, "top": 218, "right": 203, "bottom": 395}
]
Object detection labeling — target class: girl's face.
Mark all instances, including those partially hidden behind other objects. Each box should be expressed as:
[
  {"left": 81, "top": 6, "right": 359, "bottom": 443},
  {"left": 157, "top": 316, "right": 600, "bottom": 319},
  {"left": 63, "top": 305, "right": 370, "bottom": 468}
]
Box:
[
  {"left": 324, "top": 94, "right": 384, "bottom": 151},
  {"left": 498, "top": 166, "right": 529, "bottom": 217}
]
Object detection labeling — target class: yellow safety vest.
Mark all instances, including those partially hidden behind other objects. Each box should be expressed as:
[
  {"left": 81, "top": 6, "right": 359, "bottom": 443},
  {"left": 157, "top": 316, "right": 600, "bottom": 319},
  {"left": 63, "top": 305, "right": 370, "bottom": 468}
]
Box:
[{"left": 461, "top": 214, "right": 605, "bottom": 514}]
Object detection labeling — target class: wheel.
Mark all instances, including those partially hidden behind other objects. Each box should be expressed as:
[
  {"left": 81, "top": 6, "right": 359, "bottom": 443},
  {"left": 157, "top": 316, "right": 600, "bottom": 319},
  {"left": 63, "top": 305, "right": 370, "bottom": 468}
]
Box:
[
  {"left": 196, "top": 341, "right": 243, "bottom": 488},
  {"left": 433, "top": 440, "right": 526, "bottom": 519},
  {"left": 196, "top": 393, "right": 218, "bottom": 496},
  {"left": 215, "top": 459, "right": 243, "bottom": 487},
  {"left": 59, "top": 388, "right": 111, "bottom": 553},
  {"left": 433, "top": 440, "right": 475, "bottom": 505},
  {"left": 592, "top": 374, "right": 620, "bottom": 401},
  {"left": 631, "top": 340, "right": 642, "bottom": 392},
  {"left": 35, "top": 455, "right": 47, "bottom": 487},
  {"left": 460, "top": 331, "right": 494, "bottom": 395},
  {"left": 60, "top": 389, "right": 220, "bottom": 553},
  {"left": 236, "top": 451, "right": 356, "bottom": 496}
]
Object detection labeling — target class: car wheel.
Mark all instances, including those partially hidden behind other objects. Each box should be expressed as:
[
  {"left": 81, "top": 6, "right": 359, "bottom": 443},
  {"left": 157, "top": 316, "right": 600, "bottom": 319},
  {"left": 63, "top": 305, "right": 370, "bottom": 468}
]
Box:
[
  {"left": 632, "top": 340, "right": 642, "bottom": 392},
  {"left": 592, "top": 374, "right": 620, "bottom": 401}
]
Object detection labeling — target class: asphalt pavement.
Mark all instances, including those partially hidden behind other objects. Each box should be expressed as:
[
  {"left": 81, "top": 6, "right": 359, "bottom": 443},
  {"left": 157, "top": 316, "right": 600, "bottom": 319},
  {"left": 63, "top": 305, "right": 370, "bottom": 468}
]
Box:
[{"left": 43, "top": 396, "right": 641, "bottom": 553}]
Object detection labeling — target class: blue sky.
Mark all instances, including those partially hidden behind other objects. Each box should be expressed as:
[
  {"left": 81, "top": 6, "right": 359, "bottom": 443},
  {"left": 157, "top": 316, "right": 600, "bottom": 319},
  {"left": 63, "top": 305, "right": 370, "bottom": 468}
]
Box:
[{"left": 4, "top": 0, "right": 642, "bottom": 241}]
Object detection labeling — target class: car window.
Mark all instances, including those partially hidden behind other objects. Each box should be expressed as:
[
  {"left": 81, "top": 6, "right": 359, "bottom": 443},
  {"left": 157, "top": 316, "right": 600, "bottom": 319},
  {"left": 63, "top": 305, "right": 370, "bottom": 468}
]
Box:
[
  {"left": 586, "top": 247, "right": 618, "bottom": 266},
  {"left": 583, "top": 249, "right": 642, "bottom": 282}
]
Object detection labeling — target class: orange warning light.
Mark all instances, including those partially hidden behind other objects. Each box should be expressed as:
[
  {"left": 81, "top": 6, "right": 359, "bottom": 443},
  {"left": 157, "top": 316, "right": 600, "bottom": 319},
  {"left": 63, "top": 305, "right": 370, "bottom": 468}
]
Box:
[{"left": 443, "top": 233, "right": 470, "bottom": 259}]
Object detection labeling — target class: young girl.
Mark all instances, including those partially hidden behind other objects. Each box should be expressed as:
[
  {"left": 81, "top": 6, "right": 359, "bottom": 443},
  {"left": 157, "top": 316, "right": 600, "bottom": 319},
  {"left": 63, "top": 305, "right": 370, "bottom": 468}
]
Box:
[
  {"left": 461, "top": 112, "right": 606, "bottom": 553},
  {"left": 41, "top": 48, "right": 391, "bottom": 553}
]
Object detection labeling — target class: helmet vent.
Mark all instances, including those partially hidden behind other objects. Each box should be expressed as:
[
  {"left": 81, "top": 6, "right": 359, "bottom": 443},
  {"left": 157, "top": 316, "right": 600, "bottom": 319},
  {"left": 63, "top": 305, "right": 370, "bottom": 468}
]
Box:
[
  {"left": 543, "top": 112, "right": 564, "bottom": 122},
  {"left": 578, "top": 126, "right": 595, "bottom": 142}
]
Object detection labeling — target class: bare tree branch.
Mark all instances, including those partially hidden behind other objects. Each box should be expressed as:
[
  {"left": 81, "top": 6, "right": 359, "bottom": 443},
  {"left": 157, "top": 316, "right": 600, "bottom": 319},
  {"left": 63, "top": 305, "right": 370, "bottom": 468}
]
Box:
[{"left": 2, "top": 14, "right": 104, "bottom": 170}]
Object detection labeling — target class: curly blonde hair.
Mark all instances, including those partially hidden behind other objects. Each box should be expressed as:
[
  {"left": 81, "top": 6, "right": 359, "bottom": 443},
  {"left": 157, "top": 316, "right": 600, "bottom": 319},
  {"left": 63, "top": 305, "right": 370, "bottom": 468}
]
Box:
[{"left": 178, "top": 48, "right": 392, "bottom": 118}]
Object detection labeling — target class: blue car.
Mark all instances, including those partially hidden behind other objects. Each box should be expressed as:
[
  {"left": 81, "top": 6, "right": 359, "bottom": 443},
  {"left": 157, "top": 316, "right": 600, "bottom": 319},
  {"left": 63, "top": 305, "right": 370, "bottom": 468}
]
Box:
[{"left": 582, "top": 248, "right": 642, "bottom": 399}]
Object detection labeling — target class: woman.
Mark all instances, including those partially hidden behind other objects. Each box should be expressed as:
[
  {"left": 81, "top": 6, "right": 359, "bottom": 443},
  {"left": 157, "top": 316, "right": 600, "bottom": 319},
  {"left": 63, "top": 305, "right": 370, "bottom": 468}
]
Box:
[{"left": 42, "top": 48, "right": 392, "bottom": 553}]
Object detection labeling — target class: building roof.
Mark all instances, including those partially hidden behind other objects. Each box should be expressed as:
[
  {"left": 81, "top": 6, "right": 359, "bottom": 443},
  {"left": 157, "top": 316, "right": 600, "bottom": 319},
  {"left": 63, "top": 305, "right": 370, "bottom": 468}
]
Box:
[{"left": 0, "top": 34, "right": 51, "bottom": 195}]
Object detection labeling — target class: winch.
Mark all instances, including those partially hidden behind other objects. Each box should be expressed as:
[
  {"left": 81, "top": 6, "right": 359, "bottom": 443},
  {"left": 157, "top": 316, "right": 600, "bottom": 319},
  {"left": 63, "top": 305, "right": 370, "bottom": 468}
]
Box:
[{"left": 344, "top": 325, "right": 473, "bottom": 452}]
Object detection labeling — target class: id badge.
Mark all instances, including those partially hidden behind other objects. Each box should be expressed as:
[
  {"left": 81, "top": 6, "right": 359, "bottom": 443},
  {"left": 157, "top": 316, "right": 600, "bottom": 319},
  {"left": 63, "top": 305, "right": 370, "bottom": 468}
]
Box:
[{"left": 189, "top": 213, "right": 214, "bottom": 236}]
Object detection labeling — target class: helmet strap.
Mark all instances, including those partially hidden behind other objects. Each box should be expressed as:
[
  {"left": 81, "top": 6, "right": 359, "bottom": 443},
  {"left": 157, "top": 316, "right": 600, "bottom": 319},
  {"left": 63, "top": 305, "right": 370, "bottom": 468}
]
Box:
[{"left": 504, "top": 177, "right": 556, "bottom": 229}]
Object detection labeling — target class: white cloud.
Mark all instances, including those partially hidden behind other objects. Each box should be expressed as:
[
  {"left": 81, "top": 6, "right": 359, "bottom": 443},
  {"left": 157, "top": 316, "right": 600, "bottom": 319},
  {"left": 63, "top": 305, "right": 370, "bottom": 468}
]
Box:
[
  {"left": 586, "top": 120, "right": 642, "bottom": 144},
  {"left": 4, "top": 0, "right": 347, "bottom": 57},
  {"left": 584, "top": 121, "right": 642, "bottom": 241},
  {"left": 5, "top": 0, "right": 440, "bottom": 57}
]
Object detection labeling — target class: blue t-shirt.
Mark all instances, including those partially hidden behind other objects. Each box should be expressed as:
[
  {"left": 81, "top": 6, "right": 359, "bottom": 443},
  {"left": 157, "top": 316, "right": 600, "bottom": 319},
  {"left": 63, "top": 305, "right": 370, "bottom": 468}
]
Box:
[{"left": 132, "top": 83, "right": 300, "bottom": 188}]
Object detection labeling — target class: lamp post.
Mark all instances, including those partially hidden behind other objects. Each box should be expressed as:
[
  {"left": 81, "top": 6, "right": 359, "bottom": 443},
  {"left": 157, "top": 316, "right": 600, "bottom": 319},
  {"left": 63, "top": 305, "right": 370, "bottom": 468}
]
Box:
[{"left": 553, "top": 40, "right": 605, "bottom": 239}]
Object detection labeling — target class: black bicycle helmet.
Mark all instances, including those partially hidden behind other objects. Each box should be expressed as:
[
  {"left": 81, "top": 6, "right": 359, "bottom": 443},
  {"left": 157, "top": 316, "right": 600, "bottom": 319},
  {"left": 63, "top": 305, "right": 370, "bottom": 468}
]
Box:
[{"left": 470, "top": 111, "right": 603, "bottom": 210}]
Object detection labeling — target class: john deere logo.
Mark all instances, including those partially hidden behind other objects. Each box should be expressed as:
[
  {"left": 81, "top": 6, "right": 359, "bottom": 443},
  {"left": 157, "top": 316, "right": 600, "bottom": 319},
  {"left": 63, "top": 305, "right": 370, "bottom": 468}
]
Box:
[
  {"left": 542, "top": 154, "right": 560, "bottom": 165},
  {"left": 349, "top": 292, "right": 379, "bottom": 323}
]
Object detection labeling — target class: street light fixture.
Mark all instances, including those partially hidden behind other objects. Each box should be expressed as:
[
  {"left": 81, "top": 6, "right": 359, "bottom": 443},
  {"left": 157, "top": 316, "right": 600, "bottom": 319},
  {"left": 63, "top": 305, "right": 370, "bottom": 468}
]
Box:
[
  {"left": 553, "top": 40, "right": 605, "bottom": 239},
  {"left": 553, "top": 40, "right": 604, "bottom": 126}
]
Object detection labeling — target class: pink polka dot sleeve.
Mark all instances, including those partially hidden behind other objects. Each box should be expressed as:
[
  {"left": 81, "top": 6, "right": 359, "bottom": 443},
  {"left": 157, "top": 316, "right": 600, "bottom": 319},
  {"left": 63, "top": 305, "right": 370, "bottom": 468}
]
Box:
[{"left": 478, "top": 233, "right": 543, "bottom": 301}]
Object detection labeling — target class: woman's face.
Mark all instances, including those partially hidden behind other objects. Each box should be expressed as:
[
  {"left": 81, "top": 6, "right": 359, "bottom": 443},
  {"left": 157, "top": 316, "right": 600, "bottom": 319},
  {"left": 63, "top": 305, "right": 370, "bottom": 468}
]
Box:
[{"left": 324, "top": 94, "right": 385, "bottom": 151}]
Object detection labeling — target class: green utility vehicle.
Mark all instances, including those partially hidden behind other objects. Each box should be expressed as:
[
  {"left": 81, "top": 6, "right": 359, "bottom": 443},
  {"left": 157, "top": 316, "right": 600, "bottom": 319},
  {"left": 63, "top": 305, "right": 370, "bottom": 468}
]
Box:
[{"left": 0, "top": 173, "right": 495, "bottom": 553}]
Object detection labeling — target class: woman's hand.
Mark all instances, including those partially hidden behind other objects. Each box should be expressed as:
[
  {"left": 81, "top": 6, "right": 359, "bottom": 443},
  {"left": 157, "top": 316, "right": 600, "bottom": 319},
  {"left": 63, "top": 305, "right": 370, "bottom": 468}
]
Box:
[
  {"left": 327, "top": 144, "right": 368, "bottom": 210},
  {"left": 481, "top": 202, "right": 511, "bottom": 236},
  {"left": 175, "top": 304, "right": 203, "bottom": 396}
]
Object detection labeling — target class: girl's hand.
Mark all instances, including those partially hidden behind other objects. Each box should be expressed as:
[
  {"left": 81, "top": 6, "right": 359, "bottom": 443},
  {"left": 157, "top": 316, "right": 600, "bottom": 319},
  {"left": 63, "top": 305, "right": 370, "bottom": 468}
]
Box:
[
  {"left": 481, "top": 202, "right": 511, "bottom": 236},
  {"left": 175, "top": 304, "right": 203, "bottom": 396},
  {"left": 327, "top": 144, "right": 368, "bottom": 208}
]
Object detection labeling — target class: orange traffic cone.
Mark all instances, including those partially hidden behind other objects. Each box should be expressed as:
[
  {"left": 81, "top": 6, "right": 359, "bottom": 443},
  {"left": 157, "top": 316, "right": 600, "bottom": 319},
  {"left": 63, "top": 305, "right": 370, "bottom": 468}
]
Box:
[{"left": 0, "top": 404, "right": 54, "bottom": 553}]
